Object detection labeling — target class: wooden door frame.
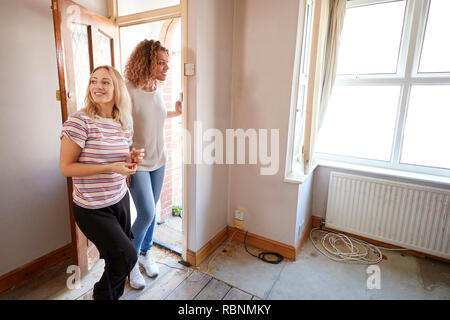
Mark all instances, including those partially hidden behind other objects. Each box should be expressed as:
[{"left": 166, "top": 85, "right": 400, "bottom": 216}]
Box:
[
  {"left": 51, "top": 0, "right": 80, "bottom": 273},
  {"left": 108, "top": 0, "right": 190, "bottom": 262},
  {"left": 51, "top": 0, "right": 121, "bottom": 275}
]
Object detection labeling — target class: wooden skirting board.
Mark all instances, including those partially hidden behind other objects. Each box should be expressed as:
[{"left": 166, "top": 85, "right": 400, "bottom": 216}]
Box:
[
  {"left": 311, "top": 216, "right": 449, "bottom": 264},
  {"left": 296, "top": 217, "right": 313, "bottom": 255},
  {"left": 0, "top": 243, "right": 73, "bottom": 294},
  {"left": 186, "top": 227, "right": 228, "bottom": 267},
  {"left": 227, "top": 227, "right": 297, "bottom": 260},
  {"left": 186, "top": 225, "right": 309, "bottom": 266}
]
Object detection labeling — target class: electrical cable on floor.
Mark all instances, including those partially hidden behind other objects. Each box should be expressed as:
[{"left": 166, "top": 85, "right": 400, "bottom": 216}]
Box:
[
  {"left": 204, "top": 229, "right": 284, "bottom": 275},
  {"left": 204, "top": 229, "right": 239, "bottom": 274},
  {"left": 244, "top": 231, "right": 284, "bottom": 264},
  {"left": 309, "top": 227, "right": 408, "bottom": 265},
  {"left": 157, "top": 261, "right": 188, "bottom": 271}
]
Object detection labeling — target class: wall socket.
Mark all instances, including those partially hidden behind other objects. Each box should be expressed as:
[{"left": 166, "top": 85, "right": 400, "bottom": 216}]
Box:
[
  {"left": 234, "top": 209, "right": 244, "bottom": 229},
  {"left": 234, "top": 209, "right": 244, "bottom": 221}
]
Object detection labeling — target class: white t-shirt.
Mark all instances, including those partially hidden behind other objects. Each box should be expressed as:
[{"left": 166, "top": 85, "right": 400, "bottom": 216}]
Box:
[{"left": 127, "top": 82, "right": 167, "bottom": 171}]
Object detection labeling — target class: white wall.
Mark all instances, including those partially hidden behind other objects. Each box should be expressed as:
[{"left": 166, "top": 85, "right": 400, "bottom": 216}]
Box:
[
  {"left": 186, "top": 0, "right": 312, "bottom": 251},
  {"left": 186, "top": 0, "right": 234, "bottom": 251},
  {"left": 0, "top": 0, "right": 108, "bottom": 277},
  {"left": 228, "top": 0, "right": 301, "bottom": 247},
  {"left": 0, "top": 0, "right": 72, "bottom": 276}
]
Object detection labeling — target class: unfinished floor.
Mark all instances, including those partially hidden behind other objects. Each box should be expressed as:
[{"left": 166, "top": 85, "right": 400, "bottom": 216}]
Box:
[
  {"left": 0, "top": 237, "right": 449, "bottom": 300},
  {"left": 153, "top": 214, "right": 183, "bottom": 252}
]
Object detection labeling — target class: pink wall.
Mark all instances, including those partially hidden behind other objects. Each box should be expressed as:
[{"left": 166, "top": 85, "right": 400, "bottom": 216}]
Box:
[
  {"left": 186, "top": 0, "right": 234, "bottom": 251},
  {"left": 0, "top": 0, "right": 76, "bottom": 276},
  {"left": 229, "top": 0, "right": 300, "bottom": 246},
  {"left": 186, "top": 0, "right": 306, "bottom": 251}
]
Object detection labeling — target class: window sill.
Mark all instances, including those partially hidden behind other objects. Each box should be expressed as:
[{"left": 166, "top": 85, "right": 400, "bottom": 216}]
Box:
[
  {"left": 284, "top": 172, "right": 310, "bottom": 184},
  {"left": 316, "top": 159, "right": 450, "bottom": 187}
]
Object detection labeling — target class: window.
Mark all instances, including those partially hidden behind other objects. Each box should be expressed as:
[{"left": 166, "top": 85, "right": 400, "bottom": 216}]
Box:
[
  {"left": 285, "top": 0, "right": 315, "bottom": 181},
  {"left": 315, "top": 0, "right": 450, "bottom": 177},
  {"left": 117, "top": 0, "right": 180, "bottom": 16}
]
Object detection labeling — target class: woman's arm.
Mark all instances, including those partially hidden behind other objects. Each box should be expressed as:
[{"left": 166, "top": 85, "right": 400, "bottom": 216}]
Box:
[
  {"left": 167, "top": 100, "right": 182, "bottom": 118},
  {"left": 60, "top": 136, "right": 136, "bottom": 177}
]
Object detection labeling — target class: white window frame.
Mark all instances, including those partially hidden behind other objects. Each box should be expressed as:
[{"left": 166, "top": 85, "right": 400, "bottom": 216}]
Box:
[
  {"left": 285, "top": 0, "right": 316, "bottom": 183},
  {"left": 314, "top": 0, "right": 450, "bottom": 179}
]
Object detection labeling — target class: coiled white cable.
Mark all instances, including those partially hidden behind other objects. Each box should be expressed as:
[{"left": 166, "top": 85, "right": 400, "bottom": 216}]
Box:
[{"left": 309, "top": 227, "right": 383, "bottom": 264}]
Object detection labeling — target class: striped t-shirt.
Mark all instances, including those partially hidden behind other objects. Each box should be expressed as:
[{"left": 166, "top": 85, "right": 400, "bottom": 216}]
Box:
[{"left": 61, "top": 112, "right": 132, "bottom": 209}]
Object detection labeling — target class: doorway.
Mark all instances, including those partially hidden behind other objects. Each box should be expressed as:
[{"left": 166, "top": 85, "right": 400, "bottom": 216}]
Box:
[
  {"left": 52, "top": 0, "right": 187, "bottom": 275},
  {"left": 117, "top": 9, "right": 184, "bottom": 256}
]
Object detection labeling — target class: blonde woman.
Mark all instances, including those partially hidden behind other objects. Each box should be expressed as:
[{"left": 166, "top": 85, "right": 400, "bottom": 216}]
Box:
[{"left": 59, "top": 65, "right": 144, "bottom": 300}]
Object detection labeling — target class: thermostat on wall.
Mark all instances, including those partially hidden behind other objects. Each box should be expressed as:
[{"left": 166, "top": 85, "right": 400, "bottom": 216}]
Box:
[{"left": 184, "top": 63, "right": 195, "bottom": 76}]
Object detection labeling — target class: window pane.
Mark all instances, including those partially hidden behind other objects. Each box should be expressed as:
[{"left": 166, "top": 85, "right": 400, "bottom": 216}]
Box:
[
  {"left": 117, "top": 0, "right": 180, "bottom": 16},
  {"left": 120, "top": 20, "right": 164, "bottom": 74},
  {"left": 293, "top": 85, "right": 307, "bottom": 165},
  {"left": 401, "top": 86, "right": 450, "bottom": 169},
  {"left": 418, "top": 0, "right": 450, "bottom": 73},
  {"left": 316, "top": 86, "right": 400, "bottom": 161},
  {"left": 337, "top": 1, "right": 406, "bottom": 75},
  {"left": 70, "top": 23, "right": 90, "bottom": 111},
  {"left": 94, "top": 32, "right": 112, "bottom": 68}
]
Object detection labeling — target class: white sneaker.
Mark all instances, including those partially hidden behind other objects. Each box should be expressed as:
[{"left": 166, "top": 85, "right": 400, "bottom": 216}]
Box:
[
  {"left": 139, "top": 251, "right": 159, "bottom": 277},
  {"left": 129, "top": 262, "right": 146, "bottom": 289}
]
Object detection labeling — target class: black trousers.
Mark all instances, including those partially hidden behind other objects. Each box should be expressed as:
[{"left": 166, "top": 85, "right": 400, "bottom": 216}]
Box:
[{"left": 73, "top": 193, "right": 137, "bottom": 300}]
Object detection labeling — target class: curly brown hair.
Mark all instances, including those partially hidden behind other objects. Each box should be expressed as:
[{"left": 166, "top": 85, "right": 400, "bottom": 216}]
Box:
[{"left": 124, "top": 39, "right": 169, "bottom": 89}]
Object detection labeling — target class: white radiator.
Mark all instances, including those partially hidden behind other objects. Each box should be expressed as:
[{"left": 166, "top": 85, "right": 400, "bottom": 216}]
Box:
[{"left": 325, "top": 172, "right": 450, "bottom": 260}]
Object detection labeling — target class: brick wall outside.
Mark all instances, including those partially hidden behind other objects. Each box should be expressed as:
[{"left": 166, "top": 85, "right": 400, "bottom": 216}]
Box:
[{"left": 158, "top": 18, "right": 182, "bottom": 222}]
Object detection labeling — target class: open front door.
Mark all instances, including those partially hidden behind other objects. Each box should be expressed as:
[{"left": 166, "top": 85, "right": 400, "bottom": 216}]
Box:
[{"left": 51, "top": 0, "right": 120, "bottom": 276}]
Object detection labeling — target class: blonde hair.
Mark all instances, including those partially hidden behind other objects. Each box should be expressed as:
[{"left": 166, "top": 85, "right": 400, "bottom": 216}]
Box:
[{"left": 82, "top": 65, "right": 132, "bottom": 131}]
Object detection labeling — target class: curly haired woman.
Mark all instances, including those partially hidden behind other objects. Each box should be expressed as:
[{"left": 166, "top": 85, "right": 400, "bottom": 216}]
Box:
[{"left": 124, "top": 40, "right": 182, "bottom": 289}]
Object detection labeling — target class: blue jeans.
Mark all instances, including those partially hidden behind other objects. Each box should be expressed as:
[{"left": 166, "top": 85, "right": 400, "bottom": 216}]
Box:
[{"left": 129, "top": 165, "right": 165, "bottom": 256}]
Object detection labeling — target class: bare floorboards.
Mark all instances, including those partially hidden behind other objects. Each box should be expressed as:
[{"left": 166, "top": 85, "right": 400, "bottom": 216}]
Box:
[
  {"left": 74, "top": 265, "right": 261, "bottom": 301},
  {"left": 0, "top": 255, "right": 262, "bottom": 300},
  {"left": 121, "top": 266, "right": 262, "bottom": 301}
]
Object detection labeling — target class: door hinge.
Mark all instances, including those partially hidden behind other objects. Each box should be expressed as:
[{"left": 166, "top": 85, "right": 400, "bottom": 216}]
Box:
[
  {"left": 51, "top": 1, "right": 57, "bottom": 10},
  {"left": 56, "top": 90, "right": 61, "bottom": 101}
]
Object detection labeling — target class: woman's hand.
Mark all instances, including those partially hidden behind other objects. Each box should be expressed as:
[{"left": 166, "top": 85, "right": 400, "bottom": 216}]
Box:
[
  {"left": 60, "top": 136, "right": 138, "bottom": 178},
  {"left": 124, "top": 148, "right": 144, "bottom": 187},
  {"left": 109, "top": 162, "right": 137, "bottom": 176},
  {"left": 126, "top": 148, "right": 145, "bottom": 164},
  {"left": 167, "top": 101, "right": 182, "bottom": 118},
  {"left": 175, "top": 100, "right": 182, "bottom": 116}
]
